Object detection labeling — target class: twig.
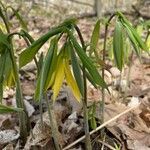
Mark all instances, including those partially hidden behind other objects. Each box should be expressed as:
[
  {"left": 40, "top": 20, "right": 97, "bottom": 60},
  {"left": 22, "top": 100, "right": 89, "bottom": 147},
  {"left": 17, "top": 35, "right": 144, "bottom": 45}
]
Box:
[
  {"left": 125, "top": 87, "right": 150, "bottom": 98},
  {"left": 77, "top": 12, "right": 96, "bottom": 19},
  {"left": 9, "top": 5, "right": 21, "bottom": 20},
  {"left": 63, "top": 104, "right": 139, "bottom": 150},
  {"left": 65, "top": 0, "right": 93, "bottom": 7},
  {"left": 98, "top": 140, "right": 116, "bottom": 150}
]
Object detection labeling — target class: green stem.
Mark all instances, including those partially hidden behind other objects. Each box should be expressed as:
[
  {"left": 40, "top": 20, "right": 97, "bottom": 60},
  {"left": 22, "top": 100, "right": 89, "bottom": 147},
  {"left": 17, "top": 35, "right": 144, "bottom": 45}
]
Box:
[
  {"left": 145, "top": 27, "right": 150, "bottom": 43},
  {"left": 0, "top": 8, "right": 29, "bottom": 143},
  {"left": 8, "top": 32, "right": 39, "bottom": 73},
  {"left": 8, "top": 31, "right": 42, "bottom": 135},
  {"left": 124, "top": 51, "right": 133, "bottom": 100},
  {"left": 101, "top": 14, "right": 116, "bottom": 124},
  {"left": 0, "top": 50, "right": 7, "bottom": 103},
  {"left": 9, "top": 40, "right": 29, "bottom": 143},
  {"left": 74, "top": 25, "right": 92, "bottom": 150},
  {"left": 45, "top": 93, "right": 61, "bottom": 150}
]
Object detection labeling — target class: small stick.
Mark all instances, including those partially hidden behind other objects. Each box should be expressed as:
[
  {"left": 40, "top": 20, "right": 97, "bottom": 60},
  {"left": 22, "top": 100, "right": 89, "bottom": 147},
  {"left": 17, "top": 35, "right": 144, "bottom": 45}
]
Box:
[
  {"left": 98, "top": 140, "right": 116, "bottom": 150},
  {"left": 63, "top": 104, "right": 139, "bottom": 150}
]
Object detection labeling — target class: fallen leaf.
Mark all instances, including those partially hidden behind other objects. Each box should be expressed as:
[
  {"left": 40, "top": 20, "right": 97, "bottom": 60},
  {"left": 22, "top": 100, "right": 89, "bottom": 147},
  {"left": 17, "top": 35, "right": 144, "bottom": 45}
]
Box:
[{"left": 0, "top": 130, "right": 19, "bottom": 145}]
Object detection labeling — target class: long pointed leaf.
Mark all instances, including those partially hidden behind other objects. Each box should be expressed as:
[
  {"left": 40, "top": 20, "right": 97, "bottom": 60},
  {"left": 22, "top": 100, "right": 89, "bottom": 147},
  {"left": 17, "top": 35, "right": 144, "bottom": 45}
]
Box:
[
  {"left": 123, "top": 23, "right": 141, "bottom": 56},
  {"left": 6, "top": 6, "right": 28, "bottom": 31},
  {"left": 70, "top": 42, "right": 84, "bottom": 96},
  {"left": 34, "top": 38, "right": 57, "bottom": 101},
  {"left": 64, "top": 59, "right": 81, "bottom": 102},
  {"left": 113, "top": 20, "right": 124, "bottom": 71},
  {"left": 19, "top": 26, "right": 64, "bottom": 68},
  {"left": 4, "top": 52, "right": 15, "bottom": 87},
  {"left": 67, "top": 30, "right": 108, "bottom": 90},
  {"left": 0, "top": 50, "right": 7, "bottom": 102},
  {"left": 0, "top": 31, "right": 11, "bottom": 53},
  {"left": 118, "top": 13, "right": 148, "bottom": 51},
  {"left": 90, "top": 20, "right": 100, "bottom": 57},
  {"left": 84, "top": 69, "right": 97, "bottom": 89},
  {"left": 0, "top": 104, "right": 23, "bottom": 114},
  {"left": 45, "top": 41, "right": 58, "bottom": 90}
]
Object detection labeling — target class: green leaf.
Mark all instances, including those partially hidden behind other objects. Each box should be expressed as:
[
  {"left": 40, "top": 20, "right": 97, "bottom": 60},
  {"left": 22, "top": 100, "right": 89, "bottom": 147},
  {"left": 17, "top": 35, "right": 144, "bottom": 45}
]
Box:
[
  {"left": 88, "top": 102, "right": 97, "bottom": 129},
  {"left": 0, "top": 50, "right": 7, "bottom": 102},
  {"left": 34, "top": 38, "right": 58, "bottom": 101},
  {"left": 37, "top": 52, "right": 44, "bottom": 72},
  {"left": 0, "top": 104, "right": 23, "bottom": 114},
  {"left": 90, "top": 20, "right": 100, "bottom": 57},
  {"left": 90, "top": 117, "right": 97, "bottom": 129},
  {"left": 70, "top": 42, "right": 84, "bottom": 96},
  {"left": 146, "top": 35, "right": 150, "bottom": 50},
  {"left": 129, "top": 25, "right": 147, "bottom": 51},
  {"left": 118, "top": 13, "right": 148, "bottom": 52},
  {"left": 6, "top": 6, "right": 28, "bottom": 31},
  {"left": 113, "top": 20, "right": 124, "bottom": 71},
  {"left": 67, "top": 30, "right": 108, "bottom": 90},
  {"left": 124, "top": 23, "right": 141, "bottom": 56},
  {"left": 136, "top": 25, "right": 143, "bottom": 36},
  {"left": 84, "top": 69, "right": 97, "bottom": 89},
  {"left": 124, "top": 38, "right": 132, "bottom": 63},
  {"left": 4, "top": 52, "right": 15, "bottom": 87},
  {"left": 19, "top": 26, "right": 64, "bottom": 68},
  {"left": 44, "top": 41, "right": 58, "bottom": 90},
  {"left": 142, "top": 20, "right": 150, "bottom": 28},
  {"left": 0, "top": 31, "right": 10, "bottom": 53}
]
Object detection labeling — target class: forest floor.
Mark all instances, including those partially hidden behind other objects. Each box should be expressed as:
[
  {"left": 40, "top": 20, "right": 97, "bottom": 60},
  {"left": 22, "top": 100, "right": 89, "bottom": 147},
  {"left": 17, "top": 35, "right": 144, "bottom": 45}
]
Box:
[{"left": 0, "top": 1, "right": 150, "bottom": 150}]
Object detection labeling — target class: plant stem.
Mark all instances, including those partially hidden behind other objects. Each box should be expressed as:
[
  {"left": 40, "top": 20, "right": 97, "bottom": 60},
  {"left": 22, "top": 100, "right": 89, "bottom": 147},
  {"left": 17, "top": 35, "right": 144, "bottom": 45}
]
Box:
[
  {"left": 0, "top": 8, "right": 29, "bottom": 143},
  {"left": 101, "top": 14, "right": 116, "bottom": 123},
  {"left": 9, "top": 40, "right": 30, "bottom": 143},
  {"left": 145, "top": 28, "right": 150, "bottom": 43},
  {"left": 74, "top": 25, "right": 92, "bottom": 150},
  {"left": 8, "top": 32, "right": 42, "bottom": 136},
  {"left": 123, "top": 51, "right": 133, "bottom": 100},
  {"left": 45, "top": 93, "right": 61, "bottom": 150}
]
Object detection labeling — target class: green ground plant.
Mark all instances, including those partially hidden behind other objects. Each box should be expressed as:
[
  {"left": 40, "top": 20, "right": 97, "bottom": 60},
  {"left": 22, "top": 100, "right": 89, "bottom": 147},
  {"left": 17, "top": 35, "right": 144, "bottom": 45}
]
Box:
[
  {"left": 89, "top": 12, "right": 149, "bottom": 127},
  {"left": 0, "top": 2, "right": 30, "bottom": 144},
  {"left": 0, "top": 2, "right": 107, "bottom": 149}
]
